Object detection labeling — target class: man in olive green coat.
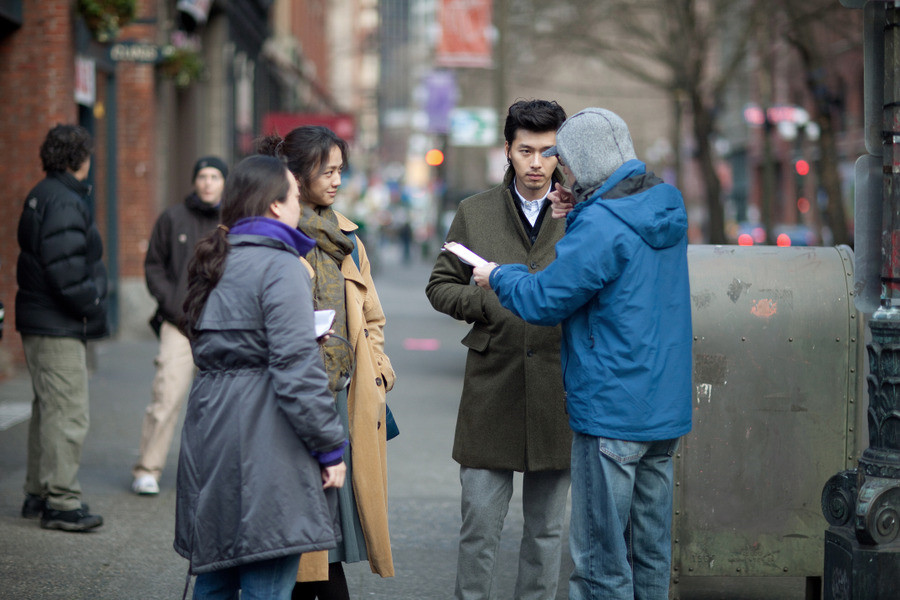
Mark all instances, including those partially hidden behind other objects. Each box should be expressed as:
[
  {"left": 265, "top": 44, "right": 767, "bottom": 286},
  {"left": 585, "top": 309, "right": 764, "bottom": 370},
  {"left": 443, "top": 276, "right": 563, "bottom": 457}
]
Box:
[{"left": 426, "top": 99, "right": 571, "bottom": 600}]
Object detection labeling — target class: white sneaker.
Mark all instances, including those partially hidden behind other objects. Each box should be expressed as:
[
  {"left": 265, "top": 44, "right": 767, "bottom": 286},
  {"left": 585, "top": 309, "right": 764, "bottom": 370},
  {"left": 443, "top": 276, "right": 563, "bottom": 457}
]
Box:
[{"left": 132, "top": 474, "right": 159, "bottom": 495}]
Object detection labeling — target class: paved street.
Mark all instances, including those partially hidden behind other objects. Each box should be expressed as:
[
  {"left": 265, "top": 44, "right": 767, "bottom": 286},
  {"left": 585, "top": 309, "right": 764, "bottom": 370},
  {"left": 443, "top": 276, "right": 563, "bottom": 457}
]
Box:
[{"left": 0, "top": 249, "right": 809, "bottom": 599}]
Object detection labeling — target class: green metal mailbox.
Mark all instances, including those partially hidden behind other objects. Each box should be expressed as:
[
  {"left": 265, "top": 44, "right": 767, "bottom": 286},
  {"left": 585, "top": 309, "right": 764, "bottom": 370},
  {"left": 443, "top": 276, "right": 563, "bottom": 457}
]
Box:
[{"left": 672, "top": 245, "right": 866, "bottom": 597}]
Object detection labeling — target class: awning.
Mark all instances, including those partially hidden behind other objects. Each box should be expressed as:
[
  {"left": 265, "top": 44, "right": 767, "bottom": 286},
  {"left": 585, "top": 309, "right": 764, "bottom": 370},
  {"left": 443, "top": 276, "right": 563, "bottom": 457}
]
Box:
[{"left": 261, "top": 112, "right": 356, "bottom": 142}]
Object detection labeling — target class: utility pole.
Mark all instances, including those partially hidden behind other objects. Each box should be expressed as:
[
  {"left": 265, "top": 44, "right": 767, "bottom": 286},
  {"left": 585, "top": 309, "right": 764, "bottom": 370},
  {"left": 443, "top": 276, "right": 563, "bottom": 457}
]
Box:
[{"left": 822, "top": 2, "right": 900, "bottom": 598}]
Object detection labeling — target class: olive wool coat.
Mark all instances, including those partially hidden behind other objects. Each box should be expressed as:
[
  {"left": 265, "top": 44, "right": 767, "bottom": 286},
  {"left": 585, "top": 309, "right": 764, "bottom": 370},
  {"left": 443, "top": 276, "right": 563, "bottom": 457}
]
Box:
[
  {"left": 299, "top": 211, "right": 397, "bottom": 581},
  {"left": 426, "top": 170, "right": 571, "bottom": 472}
]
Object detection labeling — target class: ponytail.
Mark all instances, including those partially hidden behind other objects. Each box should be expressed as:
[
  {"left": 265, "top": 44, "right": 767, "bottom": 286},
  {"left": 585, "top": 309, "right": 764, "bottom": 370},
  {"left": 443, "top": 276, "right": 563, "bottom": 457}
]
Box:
[{"left": 181, "top": 227, "right": 230, "bottom": 338}]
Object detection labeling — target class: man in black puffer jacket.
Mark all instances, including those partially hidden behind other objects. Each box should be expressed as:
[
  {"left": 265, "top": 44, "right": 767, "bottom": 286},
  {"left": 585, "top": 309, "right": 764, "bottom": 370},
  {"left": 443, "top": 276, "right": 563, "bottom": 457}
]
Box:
[{"left": 16, "top": 124, "right": 108, "bottom": 532}]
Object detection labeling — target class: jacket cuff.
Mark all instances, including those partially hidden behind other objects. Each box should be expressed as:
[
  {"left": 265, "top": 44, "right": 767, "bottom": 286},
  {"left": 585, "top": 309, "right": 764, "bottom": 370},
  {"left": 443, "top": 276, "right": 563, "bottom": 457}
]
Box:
[
  {"left": 310, "top": 439, "right": 348, "bottom": 466},
  {"left": 488, "top": 264, "right": 503, "bottom": 290}
]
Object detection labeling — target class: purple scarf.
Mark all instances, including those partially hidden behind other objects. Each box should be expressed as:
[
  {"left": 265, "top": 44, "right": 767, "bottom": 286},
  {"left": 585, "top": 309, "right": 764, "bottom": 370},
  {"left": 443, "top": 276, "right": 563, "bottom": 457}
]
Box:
[{"left": 230, "top": 217, "right": 316, "bottom": 256}]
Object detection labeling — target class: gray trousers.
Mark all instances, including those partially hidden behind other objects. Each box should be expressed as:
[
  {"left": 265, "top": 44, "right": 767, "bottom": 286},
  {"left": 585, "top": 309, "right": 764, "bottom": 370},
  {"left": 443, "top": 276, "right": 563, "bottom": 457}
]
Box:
[
  {"left": 455, "top": 466, "right": 571, "bottom": 600},
  {"left": 22, "top": 335, "right": 90, "bottom": 511}
]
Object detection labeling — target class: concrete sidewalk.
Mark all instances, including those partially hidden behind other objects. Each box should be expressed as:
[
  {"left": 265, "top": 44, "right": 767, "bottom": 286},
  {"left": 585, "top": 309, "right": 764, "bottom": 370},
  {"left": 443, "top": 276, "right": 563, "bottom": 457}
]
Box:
[
  {"left": 0, "top": 338, "right": 188, "bottom": 599},
  {"left": 0, "top": 258, "right": 512, "bottom": 599},
  {"left": 0, "top": 255, "right": 812, "bottom": 599}
]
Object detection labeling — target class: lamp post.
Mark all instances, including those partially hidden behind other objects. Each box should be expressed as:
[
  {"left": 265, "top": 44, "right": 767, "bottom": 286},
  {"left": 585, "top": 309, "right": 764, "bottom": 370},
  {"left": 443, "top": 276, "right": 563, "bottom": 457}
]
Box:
[{"left": 822, "top": 3, "right": 900, "bottom": 598}]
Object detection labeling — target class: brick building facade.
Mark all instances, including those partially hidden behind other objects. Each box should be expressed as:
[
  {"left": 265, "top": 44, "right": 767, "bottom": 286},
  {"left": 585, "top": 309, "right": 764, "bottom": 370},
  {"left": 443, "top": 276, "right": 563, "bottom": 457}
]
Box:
[
  {"left": 0, "top": 2, "right": 78, "bottom": 373},
  {"left": 0, "top": 1, "right": 358, "bottom": 377},
  {"left": 0, "top": 0, "right": 169, "bottom": 376},
  {"left": 0, "top": 0, "right": 158, "bottom": 376}
]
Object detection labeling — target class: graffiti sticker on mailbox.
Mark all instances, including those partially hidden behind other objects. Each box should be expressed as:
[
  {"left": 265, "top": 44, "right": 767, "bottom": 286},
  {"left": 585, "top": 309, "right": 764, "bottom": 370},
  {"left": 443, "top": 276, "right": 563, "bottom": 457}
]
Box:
[{"left": 750, "top": 298, "right": 778, "bottom": 318}]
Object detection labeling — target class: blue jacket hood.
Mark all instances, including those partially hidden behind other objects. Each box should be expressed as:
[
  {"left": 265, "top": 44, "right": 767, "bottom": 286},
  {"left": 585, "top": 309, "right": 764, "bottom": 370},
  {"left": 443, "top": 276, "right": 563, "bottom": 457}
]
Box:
[{"left": 571, "top": 160, "right": 687, "bottom": 250}]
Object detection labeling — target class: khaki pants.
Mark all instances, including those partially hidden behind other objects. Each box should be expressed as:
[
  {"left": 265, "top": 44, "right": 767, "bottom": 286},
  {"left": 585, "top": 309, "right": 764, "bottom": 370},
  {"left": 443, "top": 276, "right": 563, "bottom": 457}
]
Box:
[
  {"left": 133, "top": 320, "right": 195, "bottom": 480},
  {"left": 22, "top": 335, "right": 90, "bottom": 512}
]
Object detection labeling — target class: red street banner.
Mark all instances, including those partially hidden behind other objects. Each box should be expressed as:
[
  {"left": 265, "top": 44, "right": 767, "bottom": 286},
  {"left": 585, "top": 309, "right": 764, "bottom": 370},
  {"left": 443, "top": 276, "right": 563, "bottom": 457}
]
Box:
[
  {"left": 436, "top": 0, "right": 493, "bottom": 69},
  {"left": 261, "top": 113, "right": 356, "bottom": 142}
]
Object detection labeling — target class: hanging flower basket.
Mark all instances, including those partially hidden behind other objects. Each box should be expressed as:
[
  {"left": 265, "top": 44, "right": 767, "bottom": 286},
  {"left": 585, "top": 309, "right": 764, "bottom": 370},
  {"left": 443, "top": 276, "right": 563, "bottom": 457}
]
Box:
[
  {"left": 76, "top": 0, "right": 137, "bottom": 43},
  {"left": 159, "top": 46, "right": 205, "bottom": 88}
]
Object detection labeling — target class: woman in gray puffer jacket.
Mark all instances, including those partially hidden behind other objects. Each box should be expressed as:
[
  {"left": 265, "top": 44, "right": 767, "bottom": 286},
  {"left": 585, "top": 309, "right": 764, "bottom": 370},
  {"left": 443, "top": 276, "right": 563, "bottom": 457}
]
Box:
[{"left": 174, "top": 155, "right": 347, "bottom": 599}]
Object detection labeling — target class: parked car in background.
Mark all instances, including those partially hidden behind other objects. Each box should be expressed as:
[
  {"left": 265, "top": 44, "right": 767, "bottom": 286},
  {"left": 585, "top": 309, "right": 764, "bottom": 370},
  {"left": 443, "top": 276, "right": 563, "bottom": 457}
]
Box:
[{"left": 734, "top": 222, "right": 817, "bottom": 247}]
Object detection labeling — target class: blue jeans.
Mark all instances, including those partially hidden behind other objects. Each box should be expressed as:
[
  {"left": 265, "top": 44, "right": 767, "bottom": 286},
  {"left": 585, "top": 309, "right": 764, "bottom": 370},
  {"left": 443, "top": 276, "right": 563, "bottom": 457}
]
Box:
[
  {"left": 569, "top": 433, "right": 679, "bottom": 600},
  {"left": 193, "top": 554, "right": 301, "bottom": 600}
]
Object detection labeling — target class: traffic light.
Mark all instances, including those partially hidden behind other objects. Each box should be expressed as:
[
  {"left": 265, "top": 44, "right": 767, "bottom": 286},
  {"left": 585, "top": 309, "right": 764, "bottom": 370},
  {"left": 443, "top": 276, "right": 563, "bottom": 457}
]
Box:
[{"left": 795, "top": 159, "right": 810, "bottom": 176}]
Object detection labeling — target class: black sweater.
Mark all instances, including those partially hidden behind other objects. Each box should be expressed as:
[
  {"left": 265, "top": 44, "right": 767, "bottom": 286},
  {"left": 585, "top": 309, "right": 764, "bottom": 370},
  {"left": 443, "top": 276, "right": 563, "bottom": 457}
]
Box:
[{"left": 145, "top": 193, "right": 220, "bottom": 325}]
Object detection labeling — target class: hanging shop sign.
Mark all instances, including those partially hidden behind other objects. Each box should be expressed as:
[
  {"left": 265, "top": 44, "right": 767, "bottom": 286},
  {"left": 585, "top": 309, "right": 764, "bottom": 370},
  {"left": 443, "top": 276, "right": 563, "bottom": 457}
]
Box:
[
  {"left": 108, "top": 41, "right": 162, "bottom": 63},
  {"left": 74, "top": 55, "right": 96, "bottom": 106}
]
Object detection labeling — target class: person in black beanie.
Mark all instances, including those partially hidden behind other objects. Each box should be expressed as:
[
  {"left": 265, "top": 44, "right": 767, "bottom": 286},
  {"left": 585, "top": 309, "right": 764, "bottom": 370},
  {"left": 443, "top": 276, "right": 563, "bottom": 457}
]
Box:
[{"left": 131, "top": 155, "right": 228, "bottom": 495}]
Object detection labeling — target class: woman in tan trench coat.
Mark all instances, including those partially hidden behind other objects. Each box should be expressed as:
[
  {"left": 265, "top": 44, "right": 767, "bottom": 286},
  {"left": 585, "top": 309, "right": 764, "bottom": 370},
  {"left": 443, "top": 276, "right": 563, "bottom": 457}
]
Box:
[{"left": 259, "top": 128, "right": 396, "bottom": 599}]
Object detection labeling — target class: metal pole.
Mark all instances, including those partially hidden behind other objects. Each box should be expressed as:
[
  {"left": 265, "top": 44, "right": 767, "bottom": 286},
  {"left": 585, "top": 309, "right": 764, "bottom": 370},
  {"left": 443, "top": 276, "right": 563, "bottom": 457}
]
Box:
[
  {"left": 822, "top": 3, "right": 900, "bottom": 598},
  {"left": 883, "top": 4, "right": 900, "bottom": 305}
]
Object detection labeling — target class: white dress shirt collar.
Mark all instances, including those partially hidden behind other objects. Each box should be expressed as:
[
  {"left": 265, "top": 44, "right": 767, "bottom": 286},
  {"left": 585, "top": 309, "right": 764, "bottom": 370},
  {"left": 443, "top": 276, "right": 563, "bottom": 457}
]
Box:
[{"left": 514, "top": 182, "right": 550, "bottom": 227}]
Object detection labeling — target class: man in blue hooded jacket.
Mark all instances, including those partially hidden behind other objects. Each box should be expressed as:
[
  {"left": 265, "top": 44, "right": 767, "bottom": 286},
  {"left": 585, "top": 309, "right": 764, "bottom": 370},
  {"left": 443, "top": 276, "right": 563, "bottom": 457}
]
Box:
[{"left": 473, "top": 108, "right": 692, "bottom": 600}]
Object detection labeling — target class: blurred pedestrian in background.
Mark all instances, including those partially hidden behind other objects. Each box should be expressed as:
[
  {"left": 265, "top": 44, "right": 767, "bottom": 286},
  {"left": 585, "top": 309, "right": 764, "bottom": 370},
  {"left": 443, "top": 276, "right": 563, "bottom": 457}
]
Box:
[
  {"left": 174, "top": 155, "right": 347, "bottom": 600},
  {"left": 259, "top": 126, "right": 397, "bottom": 599},
  {"left": 132, "top": 156, "right": 228, "bottom": 496},
  {"left": 16, "top": 124, "right": 108, "bottom": 532}
]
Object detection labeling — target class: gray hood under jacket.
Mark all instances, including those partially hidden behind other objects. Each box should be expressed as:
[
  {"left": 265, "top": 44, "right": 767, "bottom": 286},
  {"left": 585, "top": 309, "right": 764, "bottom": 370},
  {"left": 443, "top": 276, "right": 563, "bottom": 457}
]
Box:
[{"left": 545, "top": 108, "right": 638, "bottom": 201}]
